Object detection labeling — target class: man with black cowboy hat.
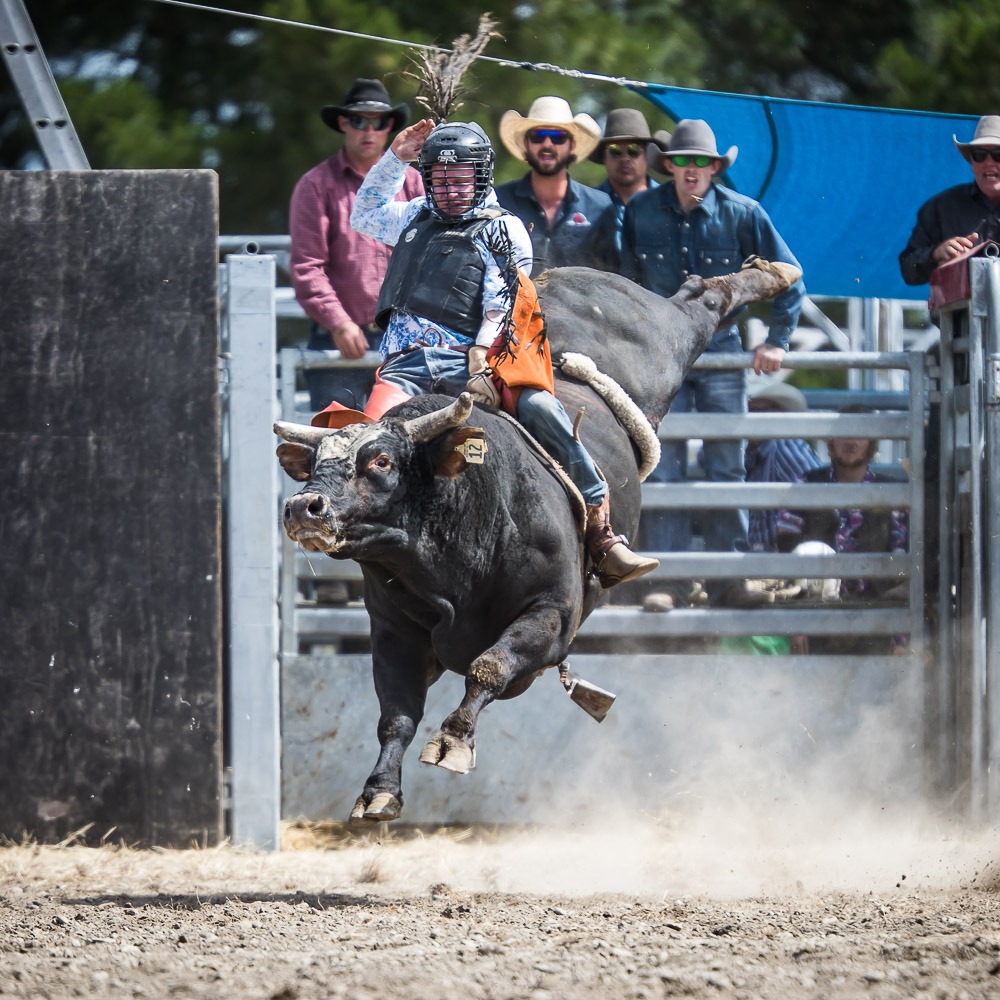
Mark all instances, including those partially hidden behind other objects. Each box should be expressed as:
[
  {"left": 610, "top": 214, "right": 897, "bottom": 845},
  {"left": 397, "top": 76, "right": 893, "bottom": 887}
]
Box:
[
  {"left": 621, "top": 118, "right": 805, "bottom": 611},
  {"left": 495, "top": 96, "right": 618, "bottom": 272},
  {"left": 589, "top": 109, "right": 668, "bottom": 250},
  {"left": 289, "top": 78, "right": 423, "bottom": 413},
  {"left": 289, "top": 78, "right": 423, "bottom": 605},
  {"left": 900, "top": 114, "right": 1000, "bottom": 286}
]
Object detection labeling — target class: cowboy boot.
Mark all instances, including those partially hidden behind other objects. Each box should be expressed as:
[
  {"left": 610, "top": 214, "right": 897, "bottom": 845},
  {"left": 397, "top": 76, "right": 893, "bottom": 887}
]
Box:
[{"left": 585, "top": 495, "right": 659, "bottom": 589}]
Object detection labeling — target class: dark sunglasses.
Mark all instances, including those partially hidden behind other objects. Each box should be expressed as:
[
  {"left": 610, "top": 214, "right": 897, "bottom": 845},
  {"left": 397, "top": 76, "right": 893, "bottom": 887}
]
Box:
[
  {"left": 670, "top": 154, "right": 714, "bottom": 168},
  {"left": 970, "top": 148, "right": 1000, "bottom": 163},
  {"left": 346, "top": 114, "right": 392, "bottom": 131},
  {"left": 607, "top": 143, "right": 643, "bottom": 159},
  {"left": 526, "top": 128, "right": 570, "bottom": 146}
]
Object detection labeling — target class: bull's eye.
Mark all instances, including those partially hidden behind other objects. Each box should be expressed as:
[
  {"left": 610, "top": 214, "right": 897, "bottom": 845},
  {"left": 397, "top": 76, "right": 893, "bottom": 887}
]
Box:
[{"left": 367, "top": 454, "right": 393, "bottom": 473}]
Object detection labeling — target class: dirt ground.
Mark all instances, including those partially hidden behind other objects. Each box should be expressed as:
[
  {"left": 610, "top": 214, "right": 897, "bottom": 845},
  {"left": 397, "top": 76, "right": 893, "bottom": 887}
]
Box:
[{"left": 3, "top": 818, "right": 1000, "bottom": 1000}]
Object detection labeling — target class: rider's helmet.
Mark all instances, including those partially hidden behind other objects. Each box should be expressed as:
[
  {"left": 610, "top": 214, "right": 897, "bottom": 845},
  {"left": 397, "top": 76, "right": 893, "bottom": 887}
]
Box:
[{"left": 418, "top": 121, "right": 495, "bottom": 222}]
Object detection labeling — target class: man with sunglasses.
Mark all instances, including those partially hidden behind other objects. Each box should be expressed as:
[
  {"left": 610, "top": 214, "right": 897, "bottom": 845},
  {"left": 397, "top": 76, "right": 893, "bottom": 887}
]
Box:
[
  {"left": 289, "top": 79, "right": 423, "bottom": 414},
  {"left": 495, "top": 96, "right": 618, "bottom": 272},
  {"left": 289, "top": 79, "right": 422, "bottom": 605},
  {"left": 589, "top": 109, "right": 668, "bottom": 251},
  {"left": 899, "top": 115, "right": 1000, "bottom": 286},
  {"left": 620, "top": 119, "right": 805, "bottom": 611}
]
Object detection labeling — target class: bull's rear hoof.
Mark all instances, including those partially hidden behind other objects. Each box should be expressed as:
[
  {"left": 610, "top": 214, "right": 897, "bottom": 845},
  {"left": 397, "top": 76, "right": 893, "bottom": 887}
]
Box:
[
  {"left": 349, "top": 791, "right": 401, "bottom": 823},
  {"left": 419, "top": 732, "right": 475, "bottom": 774}
]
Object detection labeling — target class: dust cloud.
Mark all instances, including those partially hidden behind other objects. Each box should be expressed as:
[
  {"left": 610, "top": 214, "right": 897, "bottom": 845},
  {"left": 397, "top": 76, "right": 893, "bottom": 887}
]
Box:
[{"left": 308, "top": 654, "right": 999, "bottom": 902}]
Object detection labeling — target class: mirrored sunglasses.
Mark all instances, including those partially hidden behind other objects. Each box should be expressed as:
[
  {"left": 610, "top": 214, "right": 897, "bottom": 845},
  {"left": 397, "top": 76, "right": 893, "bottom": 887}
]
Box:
[
  {"left": 970, "top": 148, "right": 1000, "bottom": 163},
  {"left": 670, "top": 154, "right": 714, "bottom": 168},
  {"left": 526, "top": 128, "right": 570, "bottom": 146},
  {"left": 607, "top": 143, "right": 643, "bottom": 159},
  {"left": 346, "top": 114, "right": 392, "bottom": 131}
]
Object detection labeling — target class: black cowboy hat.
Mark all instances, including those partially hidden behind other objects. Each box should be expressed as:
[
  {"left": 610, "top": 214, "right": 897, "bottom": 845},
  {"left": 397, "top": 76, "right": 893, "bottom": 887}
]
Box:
[{"left": 320, "top": 79, "right": 409, "bottom": 134}]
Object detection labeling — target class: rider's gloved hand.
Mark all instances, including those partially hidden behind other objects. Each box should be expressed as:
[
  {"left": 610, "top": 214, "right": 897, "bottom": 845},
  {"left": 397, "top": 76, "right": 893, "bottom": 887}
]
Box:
[{"left": 466, "top": 346, "right": 500, "bottom": 406}]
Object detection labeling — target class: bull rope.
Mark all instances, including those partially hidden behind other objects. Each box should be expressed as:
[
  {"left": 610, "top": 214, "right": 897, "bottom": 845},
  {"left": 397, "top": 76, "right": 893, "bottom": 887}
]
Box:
[{"left": 557, "top": 353, "right": 661, "bottom": 480}]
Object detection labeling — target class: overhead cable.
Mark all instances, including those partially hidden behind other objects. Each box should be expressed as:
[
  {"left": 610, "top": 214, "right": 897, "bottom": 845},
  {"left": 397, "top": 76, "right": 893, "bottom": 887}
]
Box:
[{"left": 145, "top": 0, "right": 648, "bottom": 89}]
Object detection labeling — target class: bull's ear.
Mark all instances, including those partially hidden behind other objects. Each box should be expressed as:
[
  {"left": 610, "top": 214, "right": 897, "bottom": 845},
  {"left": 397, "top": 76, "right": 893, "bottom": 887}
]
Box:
[
  {"left": 429, "top": 427, "right": 488, "bottom": 479},
  {"left": 276, "top": 443, "right": 314, "bottom": 482}
]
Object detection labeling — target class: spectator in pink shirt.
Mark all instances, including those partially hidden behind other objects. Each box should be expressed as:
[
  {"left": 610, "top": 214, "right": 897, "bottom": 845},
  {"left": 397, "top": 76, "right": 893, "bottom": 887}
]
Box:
[{"left": 289, "top": 79, "right": 424, "bottom": 412}]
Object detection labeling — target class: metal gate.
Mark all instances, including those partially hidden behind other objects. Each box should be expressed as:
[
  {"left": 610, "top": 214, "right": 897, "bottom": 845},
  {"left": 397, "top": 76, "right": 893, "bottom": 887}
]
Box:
[{"left": 222, "top": 246, "right": 1000, "bottom": 844}]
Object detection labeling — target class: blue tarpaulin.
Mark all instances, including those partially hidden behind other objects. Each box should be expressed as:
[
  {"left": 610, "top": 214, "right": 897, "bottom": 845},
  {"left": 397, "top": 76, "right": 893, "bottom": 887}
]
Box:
[{"left": 635, "top": 84, "right": 978, "bottom": 301}]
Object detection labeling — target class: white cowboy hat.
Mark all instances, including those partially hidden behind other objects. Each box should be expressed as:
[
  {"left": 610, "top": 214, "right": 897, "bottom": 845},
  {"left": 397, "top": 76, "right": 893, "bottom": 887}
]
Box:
[
  {"left": 498, "top": 96, "right": 601, "bottom": 162},
  {"left": 662, "top": 119, "right": 738, "bottom": 171},
  {"left": 747, "top": 375, "right": 808, "bottom": 412},
  {"left": 953, "top": 115, "right": 1000, "bottom": 162}
]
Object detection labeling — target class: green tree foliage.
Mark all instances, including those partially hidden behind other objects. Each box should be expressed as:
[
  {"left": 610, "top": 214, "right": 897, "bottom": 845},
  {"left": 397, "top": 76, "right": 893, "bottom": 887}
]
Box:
[{"left": 876, "top": 0, "right": 1000, "bottom": 114}]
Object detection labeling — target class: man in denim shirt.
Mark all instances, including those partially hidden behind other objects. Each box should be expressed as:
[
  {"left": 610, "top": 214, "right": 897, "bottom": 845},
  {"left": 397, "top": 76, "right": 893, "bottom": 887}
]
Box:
[
  {"left": 495, "top": 96, "right": 618, "bottom": 272},
  {"left": 589, "top": 109, "right": 667, "bottom": 254},
  {"left": 621, "top": 119, "right": 805, "bottom": 610}
]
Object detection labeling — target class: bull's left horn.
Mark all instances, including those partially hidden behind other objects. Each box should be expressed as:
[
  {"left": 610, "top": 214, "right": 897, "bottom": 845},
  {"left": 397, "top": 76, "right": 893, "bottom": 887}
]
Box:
[
  {"left": 402, "top": 393, "right": 473, "bottom": 443},
  {"left": 273, "top": 420, "right": 336, "bottom": 446}
]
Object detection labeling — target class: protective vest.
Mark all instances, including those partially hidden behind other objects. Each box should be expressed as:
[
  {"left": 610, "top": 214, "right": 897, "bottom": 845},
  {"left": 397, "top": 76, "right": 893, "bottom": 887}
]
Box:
[{"left": 376, "top": 209, "right": 506, "bottom": 337}]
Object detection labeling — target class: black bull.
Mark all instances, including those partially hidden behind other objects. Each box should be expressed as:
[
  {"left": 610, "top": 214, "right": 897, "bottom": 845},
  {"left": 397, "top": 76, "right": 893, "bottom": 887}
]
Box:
[{"left": 275, "top": 261, "right": 800, "bottom": 822}]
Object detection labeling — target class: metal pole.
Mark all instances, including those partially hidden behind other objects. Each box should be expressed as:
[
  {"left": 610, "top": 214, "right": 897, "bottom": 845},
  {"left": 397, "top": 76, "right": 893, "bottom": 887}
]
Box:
[
  {"left": 223, "top": 254, "right": 281, "bottom": 849},
  {"left": 966, "top": 264, "right": 987, "bottom": 823},
  {"left": 0, "top": 0, "right": 90, "bottom": 169},
  {"left": 979, "top": 259, "right": 1000, "bottom": 821}
]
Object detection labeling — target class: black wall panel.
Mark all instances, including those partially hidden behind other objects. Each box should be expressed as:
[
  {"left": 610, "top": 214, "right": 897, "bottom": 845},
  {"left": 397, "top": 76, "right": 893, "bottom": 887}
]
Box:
[{"left": 0, "top": 170, "right": 222, "bottom": 846}]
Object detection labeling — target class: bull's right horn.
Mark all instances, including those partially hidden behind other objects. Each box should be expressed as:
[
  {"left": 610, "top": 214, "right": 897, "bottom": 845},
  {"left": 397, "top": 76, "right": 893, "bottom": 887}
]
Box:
[{"left": 402, "top": 393, "right": 474, "bottom": 443}]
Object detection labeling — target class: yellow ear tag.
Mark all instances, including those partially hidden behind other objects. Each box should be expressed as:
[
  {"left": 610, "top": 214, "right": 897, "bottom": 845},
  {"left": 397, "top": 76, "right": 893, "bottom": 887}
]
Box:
[{"left": 455, "top": 436, "right": 488, "bottom": 464}]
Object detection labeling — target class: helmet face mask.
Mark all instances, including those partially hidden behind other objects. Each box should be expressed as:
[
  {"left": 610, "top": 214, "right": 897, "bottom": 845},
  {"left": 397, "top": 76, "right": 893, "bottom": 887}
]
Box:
[{"left": 418, "top": 122, "right": 495, "bottom": 221}]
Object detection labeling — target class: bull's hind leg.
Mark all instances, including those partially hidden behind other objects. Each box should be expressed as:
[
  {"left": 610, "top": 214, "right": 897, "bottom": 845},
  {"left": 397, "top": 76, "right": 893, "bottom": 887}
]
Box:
[{"left": 419, "top": 606, "right": 570, "bottom": 774}]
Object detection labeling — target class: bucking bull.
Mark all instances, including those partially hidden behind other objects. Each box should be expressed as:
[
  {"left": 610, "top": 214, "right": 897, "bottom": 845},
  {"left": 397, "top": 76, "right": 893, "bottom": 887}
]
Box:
[{"left": 274, "top": 260, "right": 800, "bottom": 822}]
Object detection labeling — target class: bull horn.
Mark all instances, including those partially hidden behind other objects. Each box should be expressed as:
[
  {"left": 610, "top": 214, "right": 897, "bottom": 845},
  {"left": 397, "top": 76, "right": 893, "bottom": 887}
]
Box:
[
  {"left": 402, "top": 393, "right": 474, "bottom": 443},
  {"left": 273, "top": 420, "right": 335, "bottom": 447}
]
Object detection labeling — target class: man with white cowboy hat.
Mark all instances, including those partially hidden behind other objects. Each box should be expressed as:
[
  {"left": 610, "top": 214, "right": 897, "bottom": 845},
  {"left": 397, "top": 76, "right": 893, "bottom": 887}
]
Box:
[
  {"left": 589, "top": 109, "right": 669, "bottom": 250},
  {"left": 900, "top": 114, "right": 1000, "bottom": 286},
  {"left": 620, "top": 118, "right": 805, "bottom": 611},
  {"left": 495, "top": 96, "right": 618, "bottom": 272}
]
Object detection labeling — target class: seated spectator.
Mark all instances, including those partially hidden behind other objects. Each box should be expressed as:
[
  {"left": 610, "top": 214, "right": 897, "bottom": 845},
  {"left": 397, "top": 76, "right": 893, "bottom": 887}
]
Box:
[
  {"left": 776, "top": 406, "right": 909, "bottom": 655},
  {"left": 745, "top": 376, "right": 824, "bottom": 552}
]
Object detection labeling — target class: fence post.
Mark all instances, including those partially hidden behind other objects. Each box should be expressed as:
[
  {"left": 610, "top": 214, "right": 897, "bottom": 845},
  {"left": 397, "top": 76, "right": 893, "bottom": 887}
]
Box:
[
  {"left": 223, "top": 253, "right": 281, "bottom": 849},
  {"left": 981, "top": 259, "right": 1000, "bottom": 822}
]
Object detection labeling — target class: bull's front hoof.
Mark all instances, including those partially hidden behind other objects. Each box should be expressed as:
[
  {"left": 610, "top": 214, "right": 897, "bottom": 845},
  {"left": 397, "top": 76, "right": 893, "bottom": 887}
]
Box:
[
  {"left": 349, "top": 791, "right": 401, "bottom": 823},
  {"left": 418, "top": 732, "right": 476, "bottom": 774}
]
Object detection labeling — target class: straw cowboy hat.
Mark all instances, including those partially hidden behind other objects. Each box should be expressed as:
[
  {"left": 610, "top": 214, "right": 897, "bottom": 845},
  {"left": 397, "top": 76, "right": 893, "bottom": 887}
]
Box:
[
  {"left": 646, "top": 129, "right": 675, "bottom": 176},
  {"left": 649, "top": 119, "right": 738, "bottom": 173},
  {"left": 498, "top": 96, "right": 601, "bottom": 162},
  {"left": 747, "top": 375, "right": 808, "bottom": 412},
  {"left": 954, "top": 115, "right": 1000, "bottom": 161},
  {"left": 587, "top": 108, "right": 667, "bottom": 163},
  {"left": 320, "top": 78, "right": 409, "bottom": 133}
]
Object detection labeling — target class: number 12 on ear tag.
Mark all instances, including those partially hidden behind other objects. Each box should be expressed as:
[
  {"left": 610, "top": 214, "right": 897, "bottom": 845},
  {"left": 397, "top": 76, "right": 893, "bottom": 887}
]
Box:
[{"left": 455, "top": 433, "right": 488, "bottom": 464}]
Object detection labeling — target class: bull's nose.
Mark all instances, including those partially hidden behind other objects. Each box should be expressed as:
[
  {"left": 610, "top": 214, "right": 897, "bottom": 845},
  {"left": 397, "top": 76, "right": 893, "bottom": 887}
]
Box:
[{"left": 284, "top": 491, "right": 331, "bottom": 525}]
